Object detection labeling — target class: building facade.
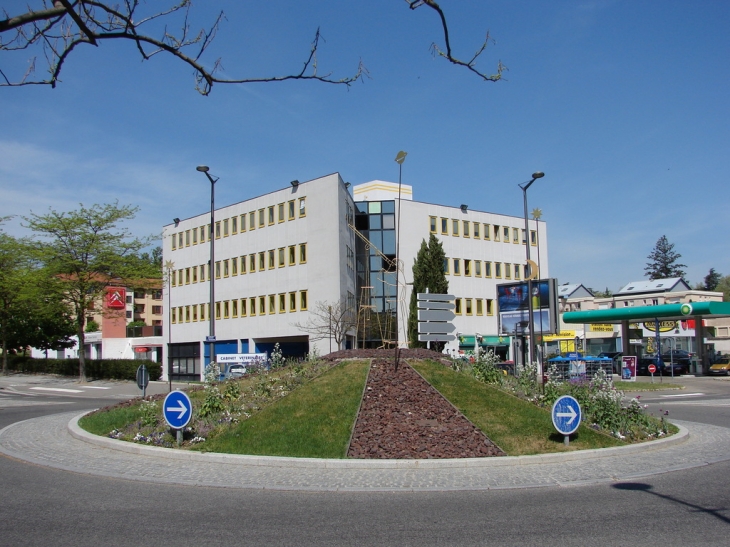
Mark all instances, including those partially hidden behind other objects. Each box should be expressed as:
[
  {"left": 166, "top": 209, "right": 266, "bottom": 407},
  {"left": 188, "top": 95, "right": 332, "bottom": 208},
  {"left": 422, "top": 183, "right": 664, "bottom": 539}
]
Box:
[{"left": 162, "top": 173, "right": 549, "bottom": 380}]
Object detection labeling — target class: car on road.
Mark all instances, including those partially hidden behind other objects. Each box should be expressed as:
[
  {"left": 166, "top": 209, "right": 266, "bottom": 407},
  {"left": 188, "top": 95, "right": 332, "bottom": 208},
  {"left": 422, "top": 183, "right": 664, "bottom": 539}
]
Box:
[
  {"left": 637, "top": 356, "right": 686, "bottom": 376},
  {"left": 709, "top": 356, "right": 730, "bottom": 376}
]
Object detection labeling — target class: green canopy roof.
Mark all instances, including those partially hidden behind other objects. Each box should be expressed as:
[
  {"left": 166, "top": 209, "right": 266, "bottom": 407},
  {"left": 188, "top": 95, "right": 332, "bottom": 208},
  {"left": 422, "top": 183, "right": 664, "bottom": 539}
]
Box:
[{"left": 563, "top": 302, "right": 730, "bottom": 324}]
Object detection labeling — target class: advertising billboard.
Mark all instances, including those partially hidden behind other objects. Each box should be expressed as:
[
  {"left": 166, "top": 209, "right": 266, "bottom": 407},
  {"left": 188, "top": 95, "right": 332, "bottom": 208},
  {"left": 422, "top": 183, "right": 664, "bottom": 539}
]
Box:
[{"left": 497, "top": 278, "right": 559, "bottom": 336}]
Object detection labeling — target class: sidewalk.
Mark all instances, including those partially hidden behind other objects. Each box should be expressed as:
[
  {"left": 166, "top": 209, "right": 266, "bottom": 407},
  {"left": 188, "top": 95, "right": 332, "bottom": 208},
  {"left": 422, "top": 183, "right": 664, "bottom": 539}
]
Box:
[{"left": 2, "top": 411, "right": 730, "bottom": 492}]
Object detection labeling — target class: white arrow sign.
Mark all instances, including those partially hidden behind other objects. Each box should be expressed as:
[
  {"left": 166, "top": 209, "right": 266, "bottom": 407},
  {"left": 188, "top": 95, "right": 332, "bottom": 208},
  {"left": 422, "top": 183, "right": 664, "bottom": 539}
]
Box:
[
  {"left": 556, "top": 406, "right": 577, "bottom": 425},
  {"left": 166, "top": 400, "right": 189, "bottom": 421}
]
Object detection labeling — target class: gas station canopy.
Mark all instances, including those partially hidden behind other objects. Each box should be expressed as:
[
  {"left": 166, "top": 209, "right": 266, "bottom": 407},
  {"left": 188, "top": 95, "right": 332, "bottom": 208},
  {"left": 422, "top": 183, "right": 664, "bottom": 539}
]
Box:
[{"left": 563, "top": 302, "right": 730, "bottom": 324}]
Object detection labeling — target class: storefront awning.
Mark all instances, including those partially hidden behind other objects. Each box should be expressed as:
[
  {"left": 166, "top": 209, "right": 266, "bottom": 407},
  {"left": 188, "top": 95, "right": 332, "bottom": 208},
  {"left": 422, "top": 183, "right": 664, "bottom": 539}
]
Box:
[{"left": 458, "top": 335, "right": 510, "bottom": 347}]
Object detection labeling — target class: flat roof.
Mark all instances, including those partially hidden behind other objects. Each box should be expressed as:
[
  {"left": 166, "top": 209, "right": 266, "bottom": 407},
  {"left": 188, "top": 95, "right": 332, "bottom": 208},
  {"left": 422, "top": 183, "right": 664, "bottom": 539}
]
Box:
[{"left": 563, "top": 302, "right": 730, "bottom": 324}]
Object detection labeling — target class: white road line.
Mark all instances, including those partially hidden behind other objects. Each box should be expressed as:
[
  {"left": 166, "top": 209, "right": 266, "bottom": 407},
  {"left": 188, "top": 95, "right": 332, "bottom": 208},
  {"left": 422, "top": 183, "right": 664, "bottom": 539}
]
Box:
[
  {"left": 660, "top": 393, "right": 705, "bottom": 398},
  {"left": 29, "top": 387, "right": 84, "bottom": 393},
  {"left": 79, "top": 386, "right": 111, "bottom": 390}
]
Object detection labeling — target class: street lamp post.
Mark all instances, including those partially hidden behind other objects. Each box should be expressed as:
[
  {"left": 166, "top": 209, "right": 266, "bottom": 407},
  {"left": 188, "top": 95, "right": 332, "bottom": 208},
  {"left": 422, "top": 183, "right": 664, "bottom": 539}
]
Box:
[
  {"left": 196, "top": 165, "right": 219, "bottom": 372},
  {"left": 394, "top": 150, "right": 407, "bottom": 371},
  {"left": 518, "top": 171, "right": 545, "bottom": 381}
]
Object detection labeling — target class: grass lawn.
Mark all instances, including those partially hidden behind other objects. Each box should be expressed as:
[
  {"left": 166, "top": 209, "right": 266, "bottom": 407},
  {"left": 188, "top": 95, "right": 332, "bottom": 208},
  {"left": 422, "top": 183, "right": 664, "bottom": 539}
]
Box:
[
  {"left": 411, "top": 360, "right": 625, "bottom": 455},
  {"left": 193, "top": 360, "right": 370, "bottom": 458}
]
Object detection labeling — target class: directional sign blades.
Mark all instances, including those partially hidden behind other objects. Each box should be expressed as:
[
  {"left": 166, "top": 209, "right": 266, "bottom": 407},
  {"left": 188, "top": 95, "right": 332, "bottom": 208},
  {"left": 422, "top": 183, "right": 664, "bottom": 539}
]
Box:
[
  {"left": 418, "top": 334, "right": 456, "bottom": 342},
  {"left": 417, "top": 293, "right": 455, "bottom": 301},
  {"left": 417, "top": 301, "right": 455, "bottom": 310},
  {"left": 418, "top": 322, "right": 456, "bottom": 333},
  {"left": 418, "top": 309, "right": 456, "bottom": 322}
]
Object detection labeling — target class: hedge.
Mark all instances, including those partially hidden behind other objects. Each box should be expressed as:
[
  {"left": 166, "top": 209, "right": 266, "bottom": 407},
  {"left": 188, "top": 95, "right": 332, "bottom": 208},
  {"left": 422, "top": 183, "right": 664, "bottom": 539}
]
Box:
[{"left": 3, "top": 355, "right": 162, "bottom": 381}]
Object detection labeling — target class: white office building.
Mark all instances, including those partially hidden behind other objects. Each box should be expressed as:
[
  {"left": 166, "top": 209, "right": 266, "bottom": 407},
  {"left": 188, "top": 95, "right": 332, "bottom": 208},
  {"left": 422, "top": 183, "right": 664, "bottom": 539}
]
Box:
[{"left": 162, "top": 172, "right": 548, "bottom": 380}]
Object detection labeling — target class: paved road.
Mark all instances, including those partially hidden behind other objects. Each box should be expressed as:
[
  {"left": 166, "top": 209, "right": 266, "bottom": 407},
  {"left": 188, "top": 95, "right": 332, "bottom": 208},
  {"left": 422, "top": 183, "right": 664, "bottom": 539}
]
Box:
[{"left": 2, "top": 373, "right": 730, "bottom": 546}]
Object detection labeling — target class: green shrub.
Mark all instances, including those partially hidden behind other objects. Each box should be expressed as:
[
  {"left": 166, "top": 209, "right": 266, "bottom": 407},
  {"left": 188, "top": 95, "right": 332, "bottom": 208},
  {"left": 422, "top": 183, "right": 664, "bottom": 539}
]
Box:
[{"left": 3, "top": 355, "right": 161, "bottom": 381}]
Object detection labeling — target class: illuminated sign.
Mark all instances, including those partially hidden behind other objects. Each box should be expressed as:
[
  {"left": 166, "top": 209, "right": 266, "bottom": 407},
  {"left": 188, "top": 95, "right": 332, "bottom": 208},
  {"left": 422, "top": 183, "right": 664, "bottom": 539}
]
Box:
[
  {"left": 643, "top": 320, "right": 678, "bottom": 333},
  {"left": 497, "top": 278, "right": 559, "bottom": 336}
]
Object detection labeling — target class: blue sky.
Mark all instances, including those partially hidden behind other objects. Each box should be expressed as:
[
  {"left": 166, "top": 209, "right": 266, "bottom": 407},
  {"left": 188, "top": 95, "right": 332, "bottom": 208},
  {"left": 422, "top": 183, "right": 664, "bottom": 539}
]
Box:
[{"left": 1, "top": 0, "right": 728, "bottom": 293}]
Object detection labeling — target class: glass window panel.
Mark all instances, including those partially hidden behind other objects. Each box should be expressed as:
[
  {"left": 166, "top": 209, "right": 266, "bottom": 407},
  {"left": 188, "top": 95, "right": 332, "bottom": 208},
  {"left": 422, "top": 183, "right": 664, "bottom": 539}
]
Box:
[
  {"left": 382, "top": 214, "right": 395, "bottom": 229},
  {"left": 368, "top": 202, "right": 382, "bottom": 214},
  {"left": 370, "top": 215, "right": 382, "bottom": 229},
  {"left": 381, "top": 201, "right": 395, "bottom": 213},
  {"left": 382, "top": 231, "right": 396, "bottom": 254}
]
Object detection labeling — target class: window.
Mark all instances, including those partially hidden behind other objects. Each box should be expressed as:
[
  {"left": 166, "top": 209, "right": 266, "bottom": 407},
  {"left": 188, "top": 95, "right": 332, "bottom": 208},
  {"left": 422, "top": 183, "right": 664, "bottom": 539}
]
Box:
[
  {"left": 513, "top": 227, "right": 519, "bottom": 244},
  {"left": 288, "top": 200, "right": 295, "bottom": 220},
  {"left": 232, "top": 258, "right": 238, "bottom": 276},
  {"left": 279, "top": 293, "right": 286, "bottom": 313},
  {"left": 249, "top": 212, "right": 256, "bottom": 230},
  {"left": 240, "top": 214, "right": 246, "bottom": 232},
  {"left": 192, "top": 305, "right": 198, "bottom": 322},
  {"left": 200, "top": 264, "right": 206, "bottom": 282},
  {"left": 171, "top": 234, "right": 177, "bottom": 250},
  {"left": 215, "top": 261, "right": 221, "bottom": 279},
  {"left": 299, "top": 243, "right": 307, "bottom": 263},
  {"left": 476, "top": 299, "right": 483, "bottom": 316},
  {"left": 203, "top": 304, "right": 209, "bottom": 321},
  {"left": 465, "top": 298, "right": 473, "bottom": 315},
  {"left": 514, "top": 264, "right": 520, "bottom": 280},
  {"left": 485, "top": 261, "right": 492, "bottom": 277},
  {"left": 475, "top": 261, "right": 482, "bottom": 277},
  {"left": 185, "top": 267, "right": 190, "bottom": 284},
  {"left": 152, "top": 305, "right": 162, "bottom": 314},
  {"left": 185, "top": 230, "right": 191, "bottom": 246},
  {"left": 249, "top": 297, "right": 256, "bottom": 316},
  {"left": 455, "top": 298, "right": 462, "bottom": 315},
  {"left": 258, "top": 252, "right": 265, "bottom": 271},
  {"left": 452, "top": 219, "right": 459, "bottom": 236},
  {"left": 521, "top": 228, "right": 527, "bottom": 244},
  {"left": 531, "top": 230, "right": 537, "bottom": 246},
  {"left": 289, "top": 292, "right": 297, "bottom": 312},
  {"left": 453, "top": 259, "right": 461, "bottom": 275},
  {"left": 241, "top": 299, "right": 247, "bottom": 317},
  {"left": 464, "top": 259, "right": 471, "bottom": 276},
  {"left": 268, "top": 206, "right": 274, "bottom": 225},
  {"left": 231, "top": 299, "right": 238, "bottom": 318},
  {"left": 487, "top": 299, "right": 494, "bottom": 316},
  {"left": 299, "top": 197, "right": 306, "bottom": 217},
  {"left": 268, "top": 249, "right": 275, "bottom": 269},
  {"left": 192, "top": 228, "right": 198, "bottom": 245},
  {"left": 484, "top": 224, "right": 490, "bottom": 240},
  {"left": 429, "top": 216, "right": 437, "bottom": 234},
  {"left": 278, "top": 203, "right": 285, "bottom": 223},
  {"left": 223, "top": 219, "right": 229, "bottom": 237},
  {"left": 215, "top": 221, "right": 221, "bottom": 239},
  {"left": 289, "top": 245, "right": 296, "bottom": 266},
  {"left": 258, "top": 209, "right": 265, "bottom": 228},
  {"left": 178, "top": 233, "right": 183, "bottom": 248},
  {"left": 473, "top": 223, "right": 480, "bottom": 238},
  {"left": 185, "top": 306, "right": 191, "bottom": 322},
  {"left": 223, "top": 259, "right": 230, "bottom": 277},
  {"left": 503, "top": 226, "right": 510, "bottom": 242},
  {"left": 171, "top": 308, "right": 177, "bottom": 323},
  {"left": 223, "top": 300, "right": 229, "bottom": 319},
  {"left": 278, "top": 247, "right": 285, "bottom": 268},
  {"left": 268, "top": 294, "right": 275, "bottom": 314},
  {"left": 177, "top": 270, "right": 183, "bottom": 285},
  {"left": 495, "top": 262, "right": 502, "bottom": 278},
  {"left": 215, "top": 302, "right": 221, "bottom": 320},
  {"left": 249, "top": 254, "right": 256, "bottom": 273},
  {"left": 463, "top": 221, "right": 470, "bottom": 237},
  {"left": 440, "top": 218, "right": 448, "bottom": 235},
  {"left": 443, "top": 258, "right": 450, "bottom": 274},
  {"left": 505, "top": 263, "right": 511, "bottom": 279},
  {"left": 493, "top": 225, "right": 500, "bottom": 241},
  {"left": 259, "top": 296, "right": 266, "bottom": 315},
  {"left": 300, "top": 290, "right": 308, "bottom": 310},
  {"left": 231, "top": 216, "right": 238, "bottom": 234}
]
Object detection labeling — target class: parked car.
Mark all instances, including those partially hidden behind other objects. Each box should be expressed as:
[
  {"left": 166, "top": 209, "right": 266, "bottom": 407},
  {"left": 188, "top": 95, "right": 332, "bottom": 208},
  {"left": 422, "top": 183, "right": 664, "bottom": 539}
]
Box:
[
  {"left": 709, "top": 356, "right": 730, "bottom": 376},
  {"left": 638, "top": 356, "right": 686, "bottom": 376},
  {"left": 225, "top": 364, "right": 247, "bottom": 379}
]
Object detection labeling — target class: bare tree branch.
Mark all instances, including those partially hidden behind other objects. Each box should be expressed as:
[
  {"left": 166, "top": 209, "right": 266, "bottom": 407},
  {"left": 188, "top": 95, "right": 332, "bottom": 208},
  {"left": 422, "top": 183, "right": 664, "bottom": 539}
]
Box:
[
  {"left": 406, "top": 0, "right": 505, "bottom": 82},
  {"left": 1, "top": 1, "right": 501, "bottom": 94},
  {"left": 293, "top": 300, "right": 356, "bottom": 351}
]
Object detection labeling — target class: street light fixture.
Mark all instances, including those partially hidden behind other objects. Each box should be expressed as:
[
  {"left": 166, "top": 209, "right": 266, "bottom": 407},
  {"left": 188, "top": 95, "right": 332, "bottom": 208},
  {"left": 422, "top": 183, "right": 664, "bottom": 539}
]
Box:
[
  {"left": 394, "top": 151, "right": 407, "bottom": 370},
  {"left": 196, "top": 165, "right": 219, "bottom": 373},
  {"left": 518, "top": 171, "right": 545, "bottom": 382}
]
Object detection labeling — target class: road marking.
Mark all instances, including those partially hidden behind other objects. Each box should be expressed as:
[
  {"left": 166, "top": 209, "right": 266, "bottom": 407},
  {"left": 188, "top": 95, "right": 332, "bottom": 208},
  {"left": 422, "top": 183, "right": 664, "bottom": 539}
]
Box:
[
  {"left": 29, "top": 387, "right": 84, "bottom": 393},
  {"left": 660, "top": 393, "right": 705, "bottom": 398},
  {"left": 79, "top": 386, "right": 111, "bottom": 390}
]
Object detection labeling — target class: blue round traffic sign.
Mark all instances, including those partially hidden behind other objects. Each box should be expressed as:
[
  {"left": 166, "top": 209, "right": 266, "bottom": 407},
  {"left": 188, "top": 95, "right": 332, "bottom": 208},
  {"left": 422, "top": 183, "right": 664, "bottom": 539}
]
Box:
[
  {"left": 163, "top": 391, "right": 193, "bottom": 430},
  {"left": 551, "top": 395, "right": 581, "bottom": 435}
]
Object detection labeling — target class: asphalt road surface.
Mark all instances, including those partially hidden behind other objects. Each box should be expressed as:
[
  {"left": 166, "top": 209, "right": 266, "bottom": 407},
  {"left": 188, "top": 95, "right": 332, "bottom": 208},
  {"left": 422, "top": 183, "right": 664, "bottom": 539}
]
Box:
[{"left": 1, "top": 373, "right": 729, "bottom": 547}]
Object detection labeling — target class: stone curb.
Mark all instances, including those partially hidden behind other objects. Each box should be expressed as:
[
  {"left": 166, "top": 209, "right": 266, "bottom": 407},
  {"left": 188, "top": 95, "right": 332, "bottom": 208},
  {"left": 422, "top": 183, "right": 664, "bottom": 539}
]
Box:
[{"left": 68, "top": 411, "right": 689, "bottom": 470}]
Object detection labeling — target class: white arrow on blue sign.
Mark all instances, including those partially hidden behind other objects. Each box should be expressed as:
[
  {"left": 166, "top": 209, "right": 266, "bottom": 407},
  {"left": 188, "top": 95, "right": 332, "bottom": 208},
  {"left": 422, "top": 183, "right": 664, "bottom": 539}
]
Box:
[
  {"left": 551, "top": 395, "right": 581, "bottom": 435},
  {"left": 163, "top": 390, "right": 193, "bottom": 430}
]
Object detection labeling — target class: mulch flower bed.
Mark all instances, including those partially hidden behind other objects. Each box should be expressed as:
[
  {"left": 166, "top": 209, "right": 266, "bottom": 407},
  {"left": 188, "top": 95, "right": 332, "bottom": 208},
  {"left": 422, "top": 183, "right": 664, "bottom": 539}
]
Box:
[{"left": 332, "top": 350, "right": 505, "bottom": 459}]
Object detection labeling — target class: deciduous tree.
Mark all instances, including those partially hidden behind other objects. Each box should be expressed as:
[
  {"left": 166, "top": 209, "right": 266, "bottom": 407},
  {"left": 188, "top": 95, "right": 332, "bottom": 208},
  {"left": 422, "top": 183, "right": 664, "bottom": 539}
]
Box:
[
  {"left": 293, "top": 299, "right": 356, "bottom": 353},
  {"left": 23, "top": 202, "right": 158, "bottom": 381}
]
